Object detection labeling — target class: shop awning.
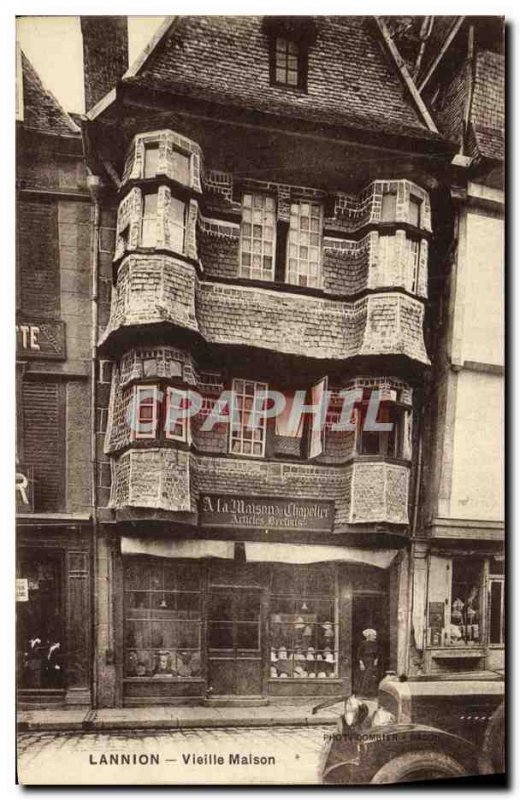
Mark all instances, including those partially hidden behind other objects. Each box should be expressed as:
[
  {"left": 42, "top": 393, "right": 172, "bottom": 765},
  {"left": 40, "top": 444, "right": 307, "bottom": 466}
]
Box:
[
  {"left": 121, "top": 537, "right": 235, "bottom": 560},
  {"left": 244, "top": 542, "right": 398, "bottom": 569}
]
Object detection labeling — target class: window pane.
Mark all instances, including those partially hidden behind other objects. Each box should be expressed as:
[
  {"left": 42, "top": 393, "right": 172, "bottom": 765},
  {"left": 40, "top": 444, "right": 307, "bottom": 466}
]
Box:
[
  {"left": 409, "top": 196, "right": 421, "bottom": 227},
  {"left": 381, "top": 192, "right": 396, "bottom": 222},
  {"left": 285, "top": 201, "right": 322, "bottom": 287},
  {"left": 229, "top": 379, "right": 268, "bottom": 457},
  {"left": 144, "top": 145, "right": 159, "bottom": 179},
  {"left": 240, "top": 195, "right": 276, "bottom": 280},
  {"left": 171, "top": 150, "right": 191, "bottom": 186}
]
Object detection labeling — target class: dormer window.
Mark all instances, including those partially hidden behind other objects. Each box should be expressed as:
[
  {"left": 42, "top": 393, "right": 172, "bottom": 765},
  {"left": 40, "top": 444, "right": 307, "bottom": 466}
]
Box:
[
  {"left": 274, "top": 38, "right": 300, "bottom": 87},
  {"left": 264, "top": 16, "right": 316, "bottom": 91}
]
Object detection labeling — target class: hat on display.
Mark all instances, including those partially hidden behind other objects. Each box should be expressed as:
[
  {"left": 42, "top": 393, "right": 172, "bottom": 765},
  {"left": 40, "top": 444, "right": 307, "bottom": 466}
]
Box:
[{"left": 362, "top": 628, "right": 377, "bottom": 640}]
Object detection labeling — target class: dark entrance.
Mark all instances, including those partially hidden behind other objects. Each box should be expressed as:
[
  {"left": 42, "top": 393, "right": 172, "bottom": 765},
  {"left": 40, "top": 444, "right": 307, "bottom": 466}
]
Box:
[
  {"left": 351, "top": 593, "right": 388, "bottom": 697},
  {"left": 207, "top": 586, "right": 263, "bottom": 696},
  {"left": 16, "top": 550, "right": 64, "bottom": 691}
]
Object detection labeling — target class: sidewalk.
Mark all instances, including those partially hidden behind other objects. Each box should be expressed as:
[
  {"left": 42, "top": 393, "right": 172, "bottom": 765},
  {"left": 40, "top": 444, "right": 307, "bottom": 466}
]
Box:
[{"left": 17, "top": 701, "right": 351, "bottom": 733}]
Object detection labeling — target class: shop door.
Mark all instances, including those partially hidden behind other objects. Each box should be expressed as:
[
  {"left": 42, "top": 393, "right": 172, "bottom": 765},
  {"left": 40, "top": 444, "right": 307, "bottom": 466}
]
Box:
[
  {"left": 207, "top": 587, "right": 263, "bottom": 696},
  {"left": 351, "top": 594, "right": 388, "bottom": 697},
  {"left": 16, "top": 551, "right": 64, "bottom": 691}
]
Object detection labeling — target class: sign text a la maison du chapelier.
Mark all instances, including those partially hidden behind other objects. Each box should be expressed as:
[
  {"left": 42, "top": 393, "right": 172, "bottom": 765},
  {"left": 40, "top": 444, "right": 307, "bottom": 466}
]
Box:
[{"left": 199, "top": 493, "right": 334, "bottom": 532}]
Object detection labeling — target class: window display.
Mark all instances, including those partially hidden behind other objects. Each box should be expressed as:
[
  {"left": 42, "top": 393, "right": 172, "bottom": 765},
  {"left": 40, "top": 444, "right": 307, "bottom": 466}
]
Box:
[
  {"left": 124, "top": 560, "right": 202, "bottom": 678},
  {"left": 269, "top": 564, "right": 338, "bottom": 679},
  {"left": 427, "top": 558, "right": 483, "bottom": 647}
]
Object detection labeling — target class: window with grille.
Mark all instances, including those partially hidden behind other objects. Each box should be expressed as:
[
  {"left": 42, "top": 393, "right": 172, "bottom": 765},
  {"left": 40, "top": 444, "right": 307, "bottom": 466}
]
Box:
[
  {"left": 239, "top": 194, "right": 276, "bottom": 280},
  {"left": 229, "top": 379, "right": 268, "bottom": 457},
  {"left": 124, "top": 559, "right": 202, "bottom": 679},
  {"left": 132, "top": 385, "right": 160, "bottom": 440},
  {"left": 165, "top": 387, "right": 189, "bottom": 442},
  {"left": 141, "top": 193, "right": 158, "bottom": 247},
  {"left": 286, "top": 201, "right": 322, "bottom": 288},
  {"left": 274, "top": 37, "right": 300, "bottom": 86},
  {"left": 168, "top": 196, "right": 186, "bottom": 253}
]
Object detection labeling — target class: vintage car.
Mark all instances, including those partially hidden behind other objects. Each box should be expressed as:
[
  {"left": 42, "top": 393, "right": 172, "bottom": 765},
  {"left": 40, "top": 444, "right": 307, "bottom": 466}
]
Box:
[{"left": 315, "top": 672, "right": 505, "bottom": 784}]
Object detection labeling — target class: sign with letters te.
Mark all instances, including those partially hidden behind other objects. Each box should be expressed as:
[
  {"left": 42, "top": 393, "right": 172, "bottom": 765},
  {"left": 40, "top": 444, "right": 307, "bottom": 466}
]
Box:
[
  {"left": 16, "top": 318, "right": 66, "bottom": 360},
  {"left": 199, "top": 493, "right": 334, "bottom": 532}
]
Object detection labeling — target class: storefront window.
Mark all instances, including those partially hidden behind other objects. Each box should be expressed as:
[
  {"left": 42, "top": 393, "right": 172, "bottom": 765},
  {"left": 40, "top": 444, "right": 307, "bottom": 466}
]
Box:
[
  {"left": 269, "top": 564, "right": 338, "bottom": 679},
  {"left": 427, "top": 557, "right": 483, "bottom": 647},
  {"left": 124, "top": 560, "right": 202, "bottom": 678}
]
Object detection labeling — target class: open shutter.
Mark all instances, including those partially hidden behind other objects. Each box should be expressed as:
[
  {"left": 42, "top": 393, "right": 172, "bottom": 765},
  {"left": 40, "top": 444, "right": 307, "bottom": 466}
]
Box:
[{"left": 308, "top": 376, "right": 327, "bottom": 459}]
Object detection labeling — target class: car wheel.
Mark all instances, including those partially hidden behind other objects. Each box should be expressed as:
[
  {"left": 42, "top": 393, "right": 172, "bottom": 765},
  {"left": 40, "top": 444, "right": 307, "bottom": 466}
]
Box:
[{"left": 370, "top": 751, "right": 467, "bottom": 784}]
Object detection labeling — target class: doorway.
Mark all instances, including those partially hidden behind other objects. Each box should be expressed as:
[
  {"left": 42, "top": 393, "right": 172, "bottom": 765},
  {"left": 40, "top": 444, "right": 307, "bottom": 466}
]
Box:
[
  {"left": 351, "top": 593, "right": 388, "bottom": 697},
  {"left": 207, "top": 587, "right": 263, "bottom": 696}
]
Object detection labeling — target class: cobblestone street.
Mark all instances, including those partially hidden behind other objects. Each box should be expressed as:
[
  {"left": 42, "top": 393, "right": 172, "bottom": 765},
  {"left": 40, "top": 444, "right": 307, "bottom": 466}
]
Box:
[{"left": 18, "top": 725, "right": 332, "bottom": 785}]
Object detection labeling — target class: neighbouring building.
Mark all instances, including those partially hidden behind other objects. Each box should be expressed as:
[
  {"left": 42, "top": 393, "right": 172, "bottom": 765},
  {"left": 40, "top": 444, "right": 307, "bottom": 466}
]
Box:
[
  {"left": 390, "top": 16, "right": 505, "bottom": 676},
  {"left": 15, "top": 48, "right": 94, "bottom": 707},
  {"left": 81, "top": 16, "right": 460, "bottom": 707}
]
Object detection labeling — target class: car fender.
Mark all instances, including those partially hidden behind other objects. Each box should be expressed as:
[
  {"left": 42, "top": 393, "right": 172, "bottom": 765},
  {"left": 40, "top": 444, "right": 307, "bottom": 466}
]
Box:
[{"left": 323, "top": 722, "right": 482, "bottom": 783}]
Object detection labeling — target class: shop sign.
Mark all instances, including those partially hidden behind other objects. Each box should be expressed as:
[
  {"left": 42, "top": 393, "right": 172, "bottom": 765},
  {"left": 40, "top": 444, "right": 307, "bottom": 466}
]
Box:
[
  {"left": 16, "top": 318, "right": 66, "bottom": 360},
  {"left": 199, "top": 493, "right": 334, "bottom": 532},
  {"left": 16, "top": 464, "right": 34, "bottom": 511},
  {"left": 16, "top": 578, "right": 29, "bottom": 602}
]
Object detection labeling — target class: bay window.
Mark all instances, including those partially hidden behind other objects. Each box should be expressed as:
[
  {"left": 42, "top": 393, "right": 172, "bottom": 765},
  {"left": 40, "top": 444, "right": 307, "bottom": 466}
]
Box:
[{"left": 239, "top": 194, "right": 276, "bottom": 281}]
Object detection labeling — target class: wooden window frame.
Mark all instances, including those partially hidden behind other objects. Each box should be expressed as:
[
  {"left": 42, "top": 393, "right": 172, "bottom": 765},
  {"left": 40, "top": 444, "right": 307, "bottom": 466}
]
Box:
[
  {"left": 270, "top": 36, "right": 308, "bottom": 91},
  {"left": 286, "top": 200, "right": 323, "bottom": 289},
  {"left": 239, "top": 194, "right": 277, "bottom": 281},
  {"left": 229, "top": 379, "right": 268, "bottom": 458},
  {"left": 132, "top": 385, "right": 160, "bottom": 441},
  {"left": 165, "top": 387, "right": 190, "bottom": 443}
]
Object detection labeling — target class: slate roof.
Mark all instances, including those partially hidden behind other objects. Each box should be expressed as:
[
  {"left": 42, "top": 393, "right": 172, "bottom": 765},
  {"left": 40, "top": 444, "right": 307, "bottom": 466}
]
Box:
[
  {"left": 20, "top": 52, "right": 80, "bottom": 136},
  {"left": 129, "top": 16, "right": 441, "bottom": 142},
  {"left": 468, "top": 50, "right": 505, "bottom": 162}
]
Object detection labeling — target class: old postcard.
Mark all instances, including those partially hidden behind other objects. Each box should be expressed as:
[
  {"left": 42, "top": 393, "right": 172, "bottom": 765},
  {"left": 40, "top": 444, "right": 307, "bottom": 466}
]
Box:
[{"left": 15, "top": 13, "right": 505, "bottom": 786}]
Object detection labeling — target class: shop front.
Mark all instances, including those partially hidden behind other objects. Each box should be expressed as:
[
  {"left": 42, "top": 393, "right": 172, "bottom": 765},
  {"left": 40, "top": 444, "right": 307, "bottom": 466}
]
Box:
[
  {"left": 412, "top": 549, "right": 505, "bottom": 675},
  {"left": 118, "top": 537, "right": 398, "bottom": 706}
]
